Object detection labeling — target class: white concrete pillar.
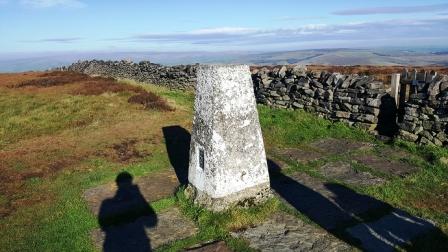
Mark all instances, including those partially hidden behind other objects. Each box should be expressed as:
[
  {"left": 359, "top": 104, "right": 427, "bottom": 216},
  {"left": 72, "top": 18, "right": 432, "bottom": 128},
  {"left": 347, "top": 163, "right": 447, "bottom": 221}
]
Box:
[
  {"left": 390, "top": 73, "right": 401, "bottom": 106},
  {"left": 187, "top": 64, "right": 271, "bottom": 211}
]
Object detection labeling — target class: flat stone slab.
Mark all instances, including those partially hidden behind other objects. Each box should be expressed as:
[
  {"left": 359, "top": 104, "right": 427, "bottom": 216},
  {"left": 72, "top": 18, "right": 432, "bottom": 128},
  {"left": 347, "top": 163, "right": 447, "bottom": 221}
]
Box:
[
  {"left": 375, "top": 146, "right": 411, "bottom": 160},
  {"left": 83, "top": 169, "right": 180, "bottom": 219},
  {"left": 320, "top": 161, "right": 385, "bottom": 186},
  {"left": 346, "top": 210, "right": 436, "bottom": 252},
  {"left": 271, "top": 147, "right": 323, "bottom": 164},
  {"left": 186, "top": 241, "right": 232, "bottom": 252},
  {"left": 92, "top": 207, "right": 198, "bottom": 251},
  {"left": 353, "top": 155, "right": 418, "bottom": 177},
  {"left": 310, "top": 138, "right": 372, "bottom": 155},
  {"left": 271, "top": 172, "right": 390, "bottom": 230},
  {"left": 232, "top": 212, "right": 352, "bottom": 252}
]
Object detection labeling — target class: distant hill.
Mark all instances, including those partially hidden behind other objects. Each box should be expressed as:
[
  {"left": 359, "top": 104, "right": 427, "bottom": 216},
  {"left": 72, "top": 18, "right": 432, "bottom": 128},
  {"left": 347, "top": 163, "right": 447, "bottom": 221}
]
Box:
[{"left": 1, "top": 48, "right": 448, "bottom": 72}]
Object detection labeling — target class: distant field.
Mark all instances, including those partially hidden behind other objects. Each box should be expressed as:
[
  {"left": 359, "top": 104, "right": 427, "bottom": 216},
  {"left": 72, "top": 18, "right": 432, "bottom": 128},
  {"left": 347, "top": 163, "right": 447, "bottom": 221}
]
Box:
[{"left": 1, "top": 48, "right": 448, "bottom": 72}]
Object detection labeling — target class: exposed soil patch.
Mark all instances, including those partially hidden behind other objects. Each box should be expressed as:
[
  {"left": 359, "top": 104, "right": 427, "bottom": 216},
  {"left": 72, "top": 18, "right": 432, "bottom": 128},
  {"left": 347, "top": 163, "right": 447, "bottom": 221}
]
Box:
[
  {"left": 128, "top": 92, "right": 173, "bottom": 111},
  {"left": 310, "top": 138, "right": 372, "bottom": 156},
  {"left": 112, "top": 139, "right": 149, "bottom": 163},
  {"left": 353, "top": 154, "right": 419, "bottom": 177},
  {"left": 93, "top": 138, "right": 152, "bottom": 164},
  {"left": 0, "top": 148, "right": 86, "bottom": 217},
  {"left": 320, "top": 161, "right": 385, "bottom": 186}
]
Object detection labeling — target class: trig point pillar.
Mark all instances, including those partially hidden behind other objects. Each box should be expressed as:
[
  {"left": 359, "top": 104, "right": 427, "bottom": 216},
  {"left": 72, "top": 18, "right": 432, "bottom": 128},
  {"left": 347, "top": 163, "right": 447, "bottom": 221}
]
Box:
[{"left": 186, "top": 64, "right": 271, "bottom": 211}]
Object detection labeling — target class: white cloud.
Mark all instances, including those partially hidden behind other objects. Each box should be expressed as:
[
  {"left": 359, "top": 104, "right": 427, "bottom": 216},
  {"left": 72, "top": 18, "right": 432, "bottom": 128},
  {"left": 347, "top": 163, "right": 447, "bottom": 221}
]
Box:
[
  {"left": 21, "top": 0, "right": 85, "bottom": 8},
  {"left": 333, "top": 3, "right": 448, "bottom": 15},
  {"left": 189, "top": 27, "right": 256, "bottom": 35},
  {"left": 124, "top": 17, "right": 448, "bottom": 49}
]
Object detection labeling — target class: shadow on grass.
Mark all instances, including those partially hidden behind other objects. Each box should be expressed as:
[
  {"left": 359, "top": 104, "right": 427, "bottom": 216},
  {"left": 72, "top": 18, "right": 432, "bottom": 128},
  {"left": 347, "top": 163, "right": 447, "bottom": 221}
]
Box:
[
  {"left": 162, "top": 126, "right": 190, "bottom": 185},
  {"left": 268, "top": 160, "right": 448, "bottom": 251},
  {"left": 158, "top": 124, "right": 448, "bottom": 251},
  {"left": 98, "top": 172, "right": 158, "bottom": 252}
]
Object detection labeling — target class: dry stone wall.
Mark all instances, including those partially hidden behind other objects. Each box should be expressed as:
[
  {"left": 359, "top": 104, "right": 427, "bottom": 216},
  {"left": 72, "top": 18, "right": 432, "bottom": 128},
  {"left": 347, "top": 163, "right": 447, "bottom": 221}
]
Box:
[
  {"left": 65, "top": 60, "right": 197, "bottom": 89},
  {"left": 64, "top": 60, "right": 448, "bottom": 146},
  {"left": 398, "top": 70, "right": 448, "bottom": 146},
  {"left": 251, "top": 65, "right": 397, "bottom": 135}
]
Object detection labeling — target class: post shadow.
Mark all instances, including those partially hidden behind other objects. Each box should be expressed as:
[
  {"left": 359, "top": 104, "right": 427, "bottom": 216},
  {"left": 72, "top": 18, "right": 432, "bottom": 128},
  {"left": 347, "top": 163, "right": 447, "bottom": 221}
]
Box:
[
  {"left": 98, "top": 172, "right": 157, "bottom": 252},
  {"left": 267, "top": 159, "right": 448, "bottom": 251},
  {"left": 162, "top": 126, "right": 190, "bottom": 185}
]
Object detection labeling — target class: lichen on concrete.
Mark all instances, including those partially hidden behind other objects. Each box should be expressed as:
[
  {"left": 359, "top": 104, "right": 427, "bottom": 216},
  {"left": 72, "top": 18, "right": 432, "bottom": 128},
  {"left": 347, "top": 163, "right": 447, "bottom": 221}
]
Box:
[{"left": 187, "top": 64, "right": 271, "bottom": 211}]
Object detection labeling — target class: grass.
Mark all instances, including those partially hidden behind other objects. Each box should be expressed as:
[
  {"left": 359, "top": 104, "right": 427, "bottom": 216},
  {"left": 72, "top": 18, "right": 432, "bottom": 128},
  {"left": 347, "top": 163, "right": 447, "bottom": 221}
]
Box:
[
  {"left": 157, "top": 188, "right": 280, "bottom": 252},
  {"left": 258, "top": 105, "right": 373, "bottom": 148},
  {"left": 0, "top": 71, "right": 447, "bottom": 251}
]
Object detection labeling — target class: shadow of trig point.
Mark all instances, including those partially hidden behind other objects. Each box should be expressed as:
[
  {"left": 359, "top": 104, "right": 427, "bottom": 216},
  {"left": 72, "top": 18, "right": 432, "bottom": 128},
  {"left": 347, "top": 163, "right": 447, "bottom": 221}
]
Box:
[{"left": 185, "top": 64, "right": 272, "bottom": 211}]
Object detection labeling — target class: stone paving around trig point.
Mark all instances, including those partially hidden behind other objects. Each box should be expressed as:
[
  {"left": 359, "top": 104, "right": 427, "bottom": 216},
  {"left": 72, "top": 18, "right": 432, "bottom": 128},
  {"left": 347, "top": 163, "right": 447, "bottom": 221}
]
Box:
[{"left": 82, "top": 137, "right": 438, "bottom": 251}]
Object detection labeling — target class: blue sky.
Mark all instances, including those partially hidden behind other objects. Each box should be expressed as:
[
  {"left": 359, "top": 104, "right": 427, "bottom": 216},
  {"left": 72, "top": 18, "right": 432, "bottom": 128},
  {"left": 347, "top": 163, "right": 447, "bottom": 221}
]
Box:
[{"left": 1, "top": 0, "right": 448, "bottom": 54}]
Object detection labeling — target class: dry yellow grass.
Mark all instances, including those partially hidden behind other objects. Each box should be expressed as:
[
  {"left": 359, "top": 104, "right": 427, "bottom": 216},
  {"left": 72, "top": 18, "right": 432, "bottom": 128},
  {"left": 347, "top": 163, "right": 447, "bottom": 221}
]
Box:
[{"left": 0, "top": 71, "right": 189, "bottom": 217}]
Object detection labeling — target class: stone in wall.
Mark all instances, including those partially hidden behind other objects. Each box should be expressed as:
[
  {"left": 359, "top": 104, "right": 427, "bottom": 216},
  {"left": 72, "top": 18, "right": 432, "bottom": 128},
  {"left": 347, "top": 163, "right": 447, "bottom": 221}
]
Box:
[
  {"left": 398, "top": 73, "right": 448, "bottom": 146},
  {"left": 65, "top": 60, "right": 197, "bottom": 90},
  {"left": 251, "top": 65, "right": 391, "bottom": 135}
]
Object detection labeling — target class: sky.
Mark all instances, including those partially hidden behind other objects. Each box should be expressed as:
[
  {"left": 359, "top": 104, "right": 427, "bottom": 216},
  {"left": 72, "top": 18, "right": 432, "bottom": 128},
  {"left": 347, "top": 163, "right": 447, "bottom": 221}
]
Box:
[{"left": 1, "top": 0, "right": 448, "bottom": 54}]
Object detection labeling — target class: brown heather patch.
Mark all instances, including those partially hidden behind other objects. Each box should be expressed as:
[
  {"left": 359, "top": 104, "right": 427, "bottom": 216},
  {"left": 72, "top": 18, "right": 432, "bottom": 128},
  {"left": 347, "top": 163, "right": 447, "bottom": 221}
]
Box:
[
  {"left": 0, "top": 108, "right": 188, "bottom": 217},
  {"left": 128, "top": 92, "right": 174, "bottom": 111},
  {"left": 410, "top": 188, "right": 448, "bottom": 214},
  {"left": 11, "top": 71, "right": 91, "bottom": 88},
  {"left": 0, "top": 71, "right": 181, "bottom": 217},
  {"left": 0, "top": 72, "right": 42, "bottom": 90},
  {"left": 4, "top": 70, "right": 173, "bottom": 111}
]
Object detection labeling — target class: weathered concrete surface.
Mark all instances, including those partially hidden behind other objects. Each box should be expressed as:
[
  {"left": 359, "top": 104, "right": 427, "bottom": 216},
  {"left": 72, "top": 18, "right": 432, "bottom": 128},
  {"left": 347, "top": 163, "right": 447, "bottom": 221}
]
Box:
[
  {"left": 92, "top": 207, "right": 198, "bottom": 251},
  {"left": 346, "top": 210, "right": 435, "bottom": 252},
  {"left": 232, "top": 212, "right": 352, "bottom": 252},
  {"left": 83, "top": 169, "right": 179, "bottom": 218},
  {"left": 188, "top": 64, "right": 271, "bottom": 211},
  {"left": 320, "top": 161, "right": 385, "bottom": 186}
]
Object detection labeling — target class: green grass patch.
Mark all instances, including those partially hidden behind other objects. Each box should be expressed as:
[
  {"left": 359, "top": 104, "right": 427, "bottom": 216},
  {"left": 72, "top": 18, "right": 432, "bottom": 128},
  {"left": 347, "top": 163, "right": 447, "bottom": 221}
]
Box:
[
  {"left": 157, "top": 188, "right": 280, "bottom": 251},
  {"left": 258, "top": 105, "right": 373, "bottom": 148},
  {"left": 0, "top": 92, "right": 132, "bottom": 148}
]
